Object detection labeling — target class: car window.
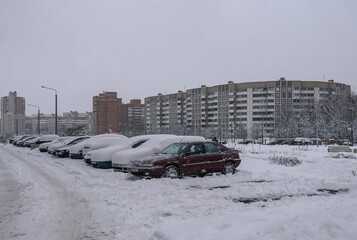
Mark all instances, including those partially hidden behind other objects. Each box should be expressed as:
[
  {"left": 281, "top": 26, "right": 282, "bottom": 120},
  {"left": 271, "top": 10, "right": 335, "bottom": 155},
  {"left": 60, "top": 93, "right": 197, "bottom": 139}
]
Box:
[
  {"left": 189, "top": 143, "right": 204, "bottom": 155},
  {"left": 131, "top": 140, "right": 148, "bottom": 148},
  {"left": 203, "top": 142, "right": 221, "bottom": 153},
  {"left": 161, "top": 143, "right": 189, "bottom": 155}
]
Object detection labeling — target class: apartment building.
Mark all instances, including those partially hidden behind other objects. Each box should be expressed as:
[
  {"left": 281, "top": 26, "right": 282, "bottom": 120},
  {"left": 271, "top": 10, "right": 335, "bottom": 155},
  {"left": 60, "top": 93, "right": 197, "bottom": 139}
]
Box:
[
  {"left": 145, "top": 78, "right": 351, "bottom": 139},
  {"left": 93, "top": 92, "right": 145, "bottom": 136},
  {"left": 1, "top": 91, "right": 26, "bottom": 137},
  {"left": 25, "top": 111, "right": 93, "bottom": 136}
]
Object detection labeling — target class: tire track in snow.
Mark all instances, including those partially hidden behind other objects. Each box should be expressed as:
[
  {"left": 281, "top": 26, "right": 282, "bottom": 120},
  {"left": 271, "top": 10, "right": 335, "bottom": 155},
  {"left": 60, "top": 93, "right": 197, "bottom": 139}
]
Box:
[{"left": 0, "top": 145, "right": 93, "bottom": 240}]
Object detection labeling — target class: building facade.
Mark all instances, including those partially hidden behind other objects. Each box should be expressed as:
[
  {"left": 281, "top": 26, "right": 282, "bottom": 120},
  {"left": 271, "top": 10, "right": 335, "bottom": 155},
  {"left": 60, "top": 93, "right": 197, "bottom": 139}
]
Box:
[
  {"left": 25, "top": 111, "right": 93, "bottom": 136},
  {"left": 93, "top": 92, "right": 145, "bottom": 136},
  {"left": 1, "top": 91, "right": 26, "bottom": 137},
  {"left": 145, "top": 78, "right": 351, "bottom": 139}
]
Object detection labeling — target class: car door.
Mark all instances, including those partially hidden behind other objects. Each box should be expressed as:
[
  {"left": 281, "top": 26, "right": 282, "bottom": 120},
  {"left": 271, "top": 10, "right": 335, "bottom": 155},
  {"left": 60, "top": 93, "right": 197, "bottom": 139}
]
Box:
[
  {"left": 203, "top": 142, "right": 225, "bottom": 173},
  {"left": 180, "top": 143, "right": 207, "bottom": 175}
]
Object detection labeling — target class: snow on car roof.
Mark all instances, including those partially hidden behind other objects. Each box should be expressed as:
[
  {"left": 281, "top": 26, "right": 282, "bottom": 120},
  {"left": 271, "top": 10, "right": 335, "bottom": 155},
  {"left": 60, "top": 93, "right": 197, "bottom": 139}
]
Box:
[
  {"left": 88, "top": 134, "right": 177, "bottom": 162},
  {"left": 111, "top": 135, "right": 205, "bottom": 165},
  {"left": 69, "top": 134, "right": 127, "bottom": 154}
]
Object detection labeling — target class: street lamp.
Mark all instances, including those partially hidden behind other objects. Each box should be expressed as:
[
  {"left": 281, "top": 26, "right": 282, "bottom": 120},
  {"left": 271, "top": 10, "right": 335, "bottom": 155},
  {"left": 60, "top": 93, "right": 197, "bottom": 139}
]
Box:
[
  {"left": 28, "top": 104, "right": 40, "bottom": 135},
  {"left": 41, "top": 85, "right": 57, "bottom": 135}
]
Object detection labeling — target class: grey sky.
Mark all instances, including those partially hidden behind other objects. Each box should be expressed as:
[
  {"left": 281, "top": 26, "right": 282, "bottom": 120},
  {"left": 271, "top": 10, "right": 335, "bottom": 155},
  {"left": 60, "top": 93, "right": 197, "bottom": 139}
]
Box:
[{"left": 1, "top": 0, "right": 356, "bottom": 116}]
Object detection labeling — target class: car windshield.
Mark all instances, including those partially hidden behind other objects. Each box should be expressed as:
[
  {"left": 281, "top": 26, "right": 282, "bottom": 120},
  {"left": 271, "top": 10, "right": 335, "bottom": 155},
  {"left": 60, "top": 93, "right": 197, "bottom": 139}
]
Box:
[{"left": 160, "top": 143, "right": 189, "bottom": 155}]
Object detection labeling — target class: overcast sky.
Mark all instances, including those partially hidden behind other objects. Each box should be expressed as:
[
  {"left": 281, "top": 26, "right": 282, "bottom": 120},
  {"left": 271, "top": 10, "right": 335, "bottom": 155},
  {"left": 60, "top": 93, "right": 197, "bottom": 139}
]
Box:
[{"left": 1, "top": 0, "right": 356, "bottom": 116}]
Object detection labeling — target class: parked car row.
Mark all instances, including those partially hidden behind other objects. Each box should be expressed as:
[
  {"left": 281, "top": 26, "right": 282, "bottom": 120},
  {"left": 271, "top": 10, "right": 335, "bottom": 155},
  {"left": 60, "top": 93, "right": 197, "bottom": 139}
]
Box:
[
  {"left": 10, "top": 134, "right": 241, "bottom": 178},
  {"left": 10, "top": 135, "right": 59, "bottom": 148}
]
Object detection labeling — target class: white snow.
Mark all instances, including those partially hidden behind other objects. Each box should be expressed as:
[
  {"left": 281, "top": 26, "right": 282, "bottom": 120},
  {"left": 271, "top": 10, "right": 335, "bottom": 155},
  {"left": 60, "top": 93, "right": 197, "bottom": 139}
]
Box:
[{"left": 1, "top": 143, "right": 357, "bottom": 240}]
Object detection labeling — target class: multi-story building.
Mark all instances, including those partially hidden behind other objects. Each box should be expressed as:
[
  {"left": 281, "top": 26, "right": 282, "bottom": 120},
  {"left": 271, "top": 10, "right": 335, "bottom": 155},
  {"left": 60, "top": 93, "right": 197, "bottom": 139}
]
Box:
[
  {"left": 93, "top": 92, "right": 123, "bottom": 135},
  {"left": 25, "top": 111, "right": 92, "bottom": 136},
  {"left": 145, "top": 78, "right": 351, "bottom": 139},
  {"left": 1, "top": 91, "right": 26, "bottom": 137},
  {"left": 93, "top": 92, "right": 145, "bottom": 136}
]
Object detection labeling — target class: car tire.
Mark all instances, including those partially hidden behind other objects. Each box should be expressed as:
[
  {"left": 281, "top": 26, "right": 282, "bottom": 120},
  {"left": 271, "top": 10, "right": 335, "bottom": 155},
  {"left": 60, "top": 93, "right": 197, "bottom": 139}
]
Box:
[
  {"left": 222, "top": 162, "right": 236, "bottom": 175},
  {"left": 163, "top": 165, "right": 179, "bottom": 178}
]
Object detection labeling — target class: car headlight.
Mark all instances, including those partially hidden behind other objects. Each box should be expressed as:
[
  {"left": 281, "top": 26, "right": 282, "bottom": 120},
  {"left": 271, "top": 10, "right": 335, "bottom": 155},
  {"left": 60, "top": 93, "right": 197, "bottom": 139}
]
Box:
[{"left": 141, "top": 162, "right": 154, "bottom": 167}]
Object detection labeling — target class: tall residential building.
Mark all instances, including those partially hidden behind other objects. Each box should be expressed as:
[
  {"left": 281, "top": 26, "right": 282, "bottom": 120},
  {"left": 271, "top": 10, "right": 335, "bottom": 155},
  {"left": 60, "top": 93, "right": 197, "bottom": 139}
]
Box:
[
  {"left": 1, "top": 91, "right": 26, "bottom": 137},
  {"left": 93, "top": 92, "right": 145, "bottom": 136},
  {"left": 145, "top": 78, "right": 351, "bottom": 139}
]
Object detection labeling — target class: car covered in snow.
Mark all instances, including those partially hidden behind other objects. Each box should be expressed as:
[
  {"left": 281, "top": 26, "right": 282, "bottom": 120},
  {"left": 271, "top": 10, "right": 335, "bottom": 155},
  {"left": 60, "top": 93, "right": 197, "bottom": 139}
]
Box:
[
  {"left": 111, "top": 135, "right": 206, "bottom": 172},
  {"left": 55, "top": 136, "right": 91, "bottom": 158},
  {"left": 87, "top": 134, "right": 176, "bottom": 168},
  {"left": 23, "top": 136, "right": 41, "bottom": 148},
  {"left": 47, "top": 136, "right": 89, "bottom": 155},
  {"left": 81, "top": 134, "right": 128, "bottom": 158},
  {"left": 119, "top": 141, "right": 241, "bottom": 178},
  {"left": 16, "top": 136, "right": 37, "bottom": 147},
  {"left": 12, "top": 135, "right": 30, "bottom": 146},
  {"left": 69, "top": 134, "right": 126, "bottom": 159}
]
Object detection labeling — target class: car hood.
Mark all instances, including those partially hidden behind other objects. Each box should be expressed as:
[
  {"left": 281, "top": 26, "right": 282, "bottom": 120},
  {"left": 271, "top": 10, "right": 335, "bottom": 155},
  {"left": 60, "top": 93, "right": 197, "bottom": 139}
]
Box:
[{"left": 131, "top": 153, "right": 174, "bottom": 166}]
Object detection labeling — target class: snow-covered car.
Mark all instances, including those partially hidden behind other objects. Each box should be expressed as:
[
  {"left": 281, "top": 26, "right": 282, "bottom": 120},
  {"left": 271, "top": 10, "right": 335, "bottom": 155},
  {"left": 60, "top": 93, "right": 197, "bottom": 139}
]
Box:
[
  {"left": 122, "top": 141, "right": 241, "bottom": 178},
  {"left": 23, "top": 136, "right": 41, "bottom": 148},
  {"left": 87, "top": 134, "right": 176, "bottom": 168},
  {"left": 17, "top": 136, "right": 37, "bottom": 147},
  {"left": 81, "top": 134, "right": 128, "bottom": 158},
  {"left": 39, "top": 139, "right": 60, "bottom": 152},
  {"left": 69, "top": 134, "right": 124, "bottom": 159},
  {"left": 12, "top": 135, "right": 30, "bottom": 146},
  {"left": 47, "top": 136, "right": 88, "bottom": 155},
  {"left": 55, "top": 136, "right": 91, "bottom": 158},
  {"left": 112, "top": 136, "right": 206, "bottom": 172},
  {"left": 36, "top": 135, "right": 59, "bottom": 145}
]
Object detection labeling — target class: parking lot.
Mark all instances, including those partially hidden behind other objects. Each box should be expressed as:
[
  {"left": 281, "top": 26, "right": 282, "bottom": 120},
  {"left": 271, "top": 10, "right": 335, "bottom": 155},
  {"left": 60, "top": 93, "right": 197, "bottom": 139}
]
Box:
[{"left": 1, "top": 143, "right": 357, "bottom": 240}]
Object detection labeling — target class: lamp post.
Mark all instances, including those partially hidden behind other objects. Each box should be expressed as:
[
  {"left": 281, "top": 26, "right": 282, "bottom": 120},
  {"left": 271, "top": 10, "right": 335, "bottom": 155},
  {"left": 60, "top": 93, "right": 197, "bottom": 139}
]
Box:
[
  {"left": 28, "top": 104, "right": 40, "bottom": 135},
  {"left": 41, "top": 86, "right": 57, "bottom": 135}
]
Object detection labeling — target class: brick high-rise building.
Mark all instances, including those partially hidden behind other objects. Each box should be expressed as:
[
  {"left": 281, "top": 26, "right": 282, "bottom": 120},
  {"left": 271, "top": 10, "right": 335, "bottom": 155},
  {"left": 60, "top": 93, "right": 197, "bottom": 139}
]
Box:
[
  {"left": 93, "top": 92, "right": 123, "bottom": 134},
  {"left": 93, "top": 92, "right": 144, "bottom": 136}
]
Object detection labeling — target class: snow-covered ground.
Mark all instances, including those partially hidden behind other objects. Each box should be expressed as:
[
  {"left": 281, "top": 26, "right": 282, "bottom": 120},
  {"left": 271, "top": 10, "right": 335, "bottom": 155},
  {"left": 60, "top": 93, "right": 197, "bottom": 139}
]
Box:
[{"left": 1, "top": 143, "right": 357, "bottom": 240}]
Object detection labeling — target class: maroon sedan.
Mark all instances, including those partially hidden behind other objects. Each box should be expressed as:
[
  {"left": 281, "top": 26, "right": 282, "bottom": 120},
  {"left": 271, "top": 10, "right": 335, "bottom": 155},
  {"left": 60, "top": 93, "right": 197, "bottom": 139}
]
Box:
[{"left": 124, "top": 141, "right": 241, "bottom": 178}]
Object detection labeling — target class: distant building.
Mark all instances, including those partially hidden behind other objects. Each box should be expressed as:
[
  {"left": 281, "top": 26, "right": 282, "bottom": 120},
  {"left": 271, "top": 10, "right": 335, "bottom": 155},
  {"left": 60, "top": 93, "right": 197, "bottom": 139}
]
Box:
[
  {"left": 93, "top": 92, "right": 145, "bottom": 136},
  {"left": 145, "top": 78, "right": 351, "bottom": 139},
  {"left": 1, "top": 91, "right": 26, "bottom": 137},
  {"left": 25, "top": 111, "right": 93, "bottom": 136}
]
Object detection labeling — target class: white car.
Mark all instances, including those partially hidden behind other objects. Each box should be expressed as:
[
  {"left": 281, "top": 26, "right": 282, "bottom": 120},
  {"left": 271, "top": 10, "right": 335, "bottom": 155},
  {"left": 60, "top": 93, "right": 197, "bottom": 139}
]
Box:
[
  {"left": 87, "top": 134, "right": 176, "bottom": 168},
  {"left": 39, "top": 138, "right": 66, "bottom": 152},
  {"left": 47, "top": 136, "right": 87, "bottom": 155},
  {"left": 112, "top": 135, "right": 206, "bottom": 172},
  {"left": 69, "top": 134, "right": 125, "bottom": 159},
  {"left": 81, "top": 134, "right": 128, "bottom": 158}
]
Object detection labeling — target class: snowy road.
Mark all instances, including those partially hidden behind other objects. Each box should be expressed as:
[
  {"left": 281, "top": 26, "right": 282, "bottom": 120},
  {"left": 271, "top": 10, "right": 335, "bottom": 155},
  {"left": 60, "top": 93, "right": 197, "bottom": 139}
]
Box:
[{"left": 1, "top": 143, "right": 357, "bottom": 240}]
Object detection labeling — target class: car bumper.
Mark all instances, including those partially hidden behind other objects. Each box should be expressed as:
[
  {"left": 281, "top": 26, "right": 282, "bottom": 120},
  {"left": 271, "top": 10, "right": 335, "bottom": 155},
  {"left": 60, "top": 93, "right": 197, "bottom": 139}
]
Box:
[
  {"left": 70, "top": 153, "right": 82, "bottom": 159},
  {"left": 84, "top": 158, "right": 91, "bottom": 164},
  {"left": 56, "top": 151, "right": 68, "bottom": 158},
  {"left": 112, "top": 163, "right": 163, "bottom": 177}
]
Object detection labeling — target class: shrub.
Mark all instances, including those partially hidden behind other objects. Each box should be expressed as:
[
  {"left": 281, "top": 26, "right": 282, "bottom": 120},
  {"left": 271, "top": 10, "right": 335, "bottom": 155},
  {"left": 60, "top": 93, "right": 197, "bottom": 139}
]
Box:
[{"left": 269, "top": 155, "right": 302, "bottom": 166}]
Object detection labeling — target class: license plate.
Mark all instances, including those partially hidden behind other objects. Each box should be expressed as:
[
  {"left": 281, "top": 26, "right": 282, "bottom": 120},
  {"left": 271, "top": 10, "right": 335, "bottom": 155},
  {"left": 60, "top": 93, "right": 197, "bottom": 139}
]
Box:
[{"left": 130, "top": 168, "right": 138, "bottom": 172}]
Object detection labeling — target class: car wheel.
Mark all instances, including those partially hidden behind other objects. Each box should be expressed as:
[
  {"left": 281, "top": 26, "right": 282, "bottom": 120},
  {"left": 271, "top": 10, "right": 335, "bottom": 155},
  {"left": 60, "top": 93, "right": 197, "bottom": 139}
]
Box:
[
  {"left": 163, "top": 165, "right": 179, "bottom": 178},
  {"left": 222, "top": 162, "right": 236, "bottom": 175}
]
